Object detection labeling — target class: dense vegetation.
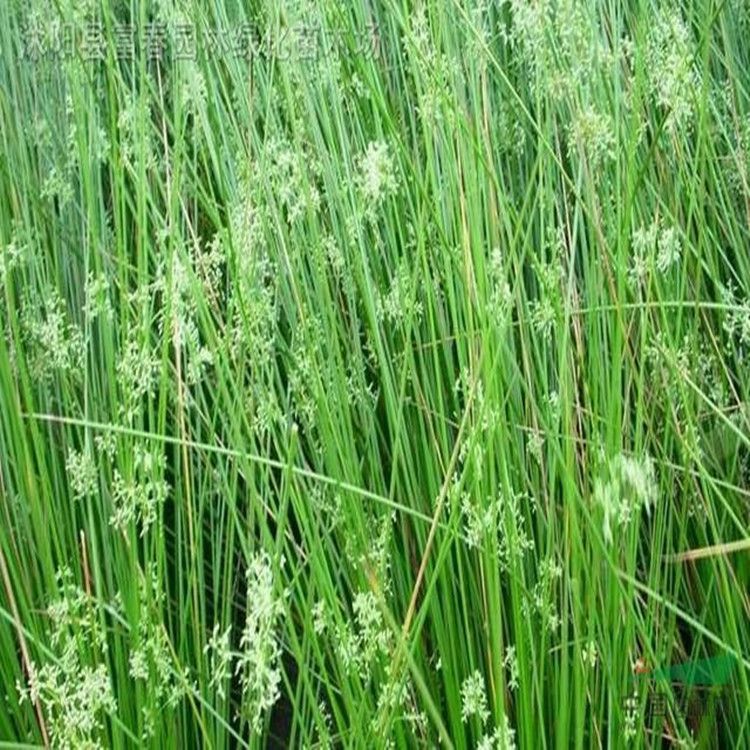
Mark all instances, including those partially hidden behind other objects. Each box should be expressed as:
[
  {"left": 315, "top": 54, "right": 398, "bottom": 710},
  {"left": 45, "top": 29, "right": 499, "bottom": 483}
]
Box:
[{"left": 1, "top": 1, "right": 750, "bottom": 748}]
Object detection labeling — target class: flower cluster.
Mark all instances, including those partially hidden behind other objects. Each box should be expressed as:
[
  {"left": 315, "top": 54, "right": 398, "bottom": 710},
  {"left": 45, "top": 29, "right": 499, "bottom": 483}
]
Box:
[
  {"left": 522, "top": 556, "right": 563, "bottom": 634},
  {"left": 503, "top": 645, "right": 519, "bottom": 691},
  {"left": 568, "top": 107, "right": 616, "bottom": 171},
  {"left": 167, "top": 251, "right": 214, "bottom": 387},
  {"left": 645, "top": 11, "right": 698, "bottom": 136},
  {"left": 22, "top": 288, "right": 85, "bottom": 383},
  {"left": 288, "top": 315, "right": 327, "bottom": 431},
  {"left": 0, "top": 231, "right": 26, "bottom": 286},
  {"left": 178, "top": 60, "right": 208, "bottom": 116},
  {"left": 529, "top": 242, "right": 563, "bottom": 341},
  {"left": 622, "top": 692, "right": 640, "bottom": 742},
  {"left": 351, "top": 591, "right": 392, "bottom": 666},
  {"left": 402, "top": 7, "right": 451, "bottom": 124},
  {"left": 65, "top": 448, "right": 97, "bottom": 502},
  {"left": 109, "top": 447, "right": 169, "bottom": 537},
  {"left": 376, "top": 258, "right": 424, "bottom": 328},
  {"left": 83, "top": 272, "right": 113, "bottom": 323},
  {"left": 20, "top": 657, "right": 116, "bottom": 750},
  {"left": 116, "top": 335, "right": 160, "bottom": 424},
  {"left": 373, "top": 671, "right": 428, "bottom": 743},
  {"left": 355, "top": 140, "right": 398, "bottom": 220},
  {"left": 477, "top": 714, "right": 517, "bottom": 750},
  {"left": 487, "top": 247, "right": 514, "bottom": 326},
  {"left": 594, "top": 452, "right": 658, "bottom": 544},
  {"left": 17, "top": 568, "right": 115, "bottom": 749},
  {"left": 236, "top": 552, "right": 286, "bottom": 734},
  {"left": 128, "top": 565, "right": 193, "bottom": 738},
  {"left": 461, "top": 669, "right": 490, "bottom": 724},
  {"left": 628, "top": 218, "right": 682, "bottom": 285},
  {"left": 503, "top": 0, "right": 613, "bottom": 108},
  {"left": 266, "top": 136, "right": 322, "bottom": 225},
  {"left": 582, "top": 640, "right": 598, "bottom": 669},
  {"left": 460, "top": 490, "right": 534, "bottom": 571},
  {"left": 319, "top": 588, "right": 392, "bottom": 682},
  {"left": 226, "top": 203, "right": 278, "bottom": 375},
  {"left": 720, "top": 283, "right": 750, "bottom": 359}
]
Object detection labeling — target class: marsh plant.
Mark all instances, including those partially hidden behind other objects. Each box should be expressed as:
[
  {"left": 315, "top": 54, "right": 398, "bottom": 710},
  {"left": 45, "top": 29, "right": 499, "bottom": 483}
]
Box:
[{"left": 1, "top": 0, "right": 750, "bottom": 748}]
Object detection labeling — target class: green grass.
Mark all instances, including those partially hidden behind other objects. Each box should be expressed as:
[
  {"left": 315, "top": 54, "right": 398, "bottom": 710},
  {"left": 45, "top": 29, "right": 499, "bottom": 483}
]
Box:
[{"left": 1, "top": 0, "right": 750, "bottom": 747}]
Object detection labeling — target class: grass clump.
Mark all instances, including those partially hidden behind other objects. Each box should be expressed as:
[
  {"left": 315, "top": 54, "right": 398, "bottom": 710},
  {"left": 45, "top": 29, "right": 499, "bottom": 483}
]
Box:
[{"left": 1, "top": 1, "right": 750, "bottom": 748}]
